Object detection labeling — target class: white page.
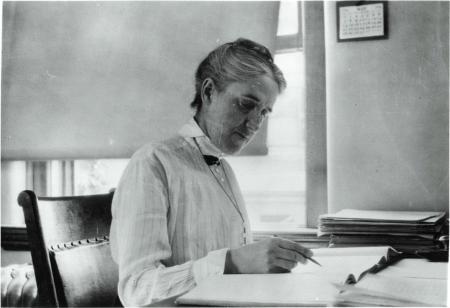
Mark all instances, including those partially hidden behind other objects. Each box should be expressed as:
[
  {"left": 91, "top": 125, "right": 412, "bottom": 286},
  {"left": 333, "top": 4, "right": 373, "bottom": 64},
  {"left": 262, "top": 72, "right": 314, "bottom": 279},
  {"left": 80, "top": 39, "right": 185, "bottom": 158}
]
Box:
[
  {"left": 377, "top": 259, "right": 448, "bottom": 279},
  {"left": 355, "top": 274, "right": 448, "bottom": 306},
  {"left": 310, "top": 246, "right": 390, "bottom": 257},
  {"left": 292, "top": 247, "right": 389, "bottom": 283},
  {"left": 176, "top": 273, "right": 339, "bottom": 306},
  {"left": 325, "top": 209, "right": 444, "bottom": 222}
]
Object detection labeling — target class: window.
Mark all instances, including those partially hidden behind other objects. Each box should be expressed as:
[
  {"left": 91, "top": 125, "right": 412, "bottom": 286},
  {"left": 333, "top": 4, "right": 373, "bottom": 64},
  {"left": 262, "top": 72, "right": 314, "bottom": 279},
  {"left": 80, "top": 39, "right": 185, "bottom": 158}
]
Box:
[
  {"left": 227, "top": 51, "right": 305, "bottom": 231},
  {"left": 1, "top": 161, "right": 28, "bottom": 226},
  {"left": 228, "top": 1, "right": 305, "bottom": 231},
  {"left": 74, "top": 159, "right": 128, "bottom": 195}
]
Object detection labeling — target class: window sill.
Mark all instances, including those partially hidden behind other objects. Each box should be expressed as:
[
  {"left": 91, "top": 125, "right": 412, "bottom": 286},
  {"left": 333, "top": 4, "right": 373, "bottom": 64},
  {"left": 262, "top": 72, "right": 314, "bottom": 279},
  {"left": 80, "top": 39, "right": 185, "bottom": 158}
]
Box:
[
  {"left": 252, "top": 226, "right": 330, "bottom": 248},
  {"left": 1, "top": 225, "right": 29, "bottom": 251}
]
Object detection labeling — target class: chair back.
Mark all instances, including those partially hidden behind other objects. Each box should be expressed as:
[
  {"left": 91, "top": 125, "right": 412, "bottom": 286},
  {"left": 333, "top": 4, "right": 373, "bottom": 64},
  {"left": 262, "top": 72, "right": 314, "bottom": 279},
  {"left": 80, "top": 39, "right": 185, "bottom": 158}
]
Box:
[{"left": 18, "top": 190, "right": 119, "bottom": 307}]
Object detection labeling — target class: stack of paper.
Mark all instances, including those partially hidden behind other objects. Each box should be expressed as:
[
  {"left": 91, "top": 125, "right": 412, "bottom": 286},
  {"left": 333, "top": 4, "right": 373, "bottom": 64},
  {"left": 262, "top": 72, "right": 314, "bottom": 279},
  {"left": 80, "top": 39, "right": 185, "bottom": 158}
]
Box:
[
  {"left": 329, "top": 234, "right": 440, "bottom": 251},
  {"left": 319, "top": 209, "right": 446, "bottom": 252}
]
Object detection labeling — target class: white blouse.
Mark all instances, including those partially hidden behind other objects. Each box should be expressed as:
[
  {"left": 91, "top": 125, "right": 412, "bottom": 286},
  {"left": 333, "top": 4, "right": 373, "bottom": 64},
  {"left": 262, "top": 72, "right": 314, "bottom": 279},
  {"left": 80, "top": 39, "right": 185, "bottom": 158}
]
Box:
[{"left": 110, "top": 119, "right": 252, "bottom": 306}]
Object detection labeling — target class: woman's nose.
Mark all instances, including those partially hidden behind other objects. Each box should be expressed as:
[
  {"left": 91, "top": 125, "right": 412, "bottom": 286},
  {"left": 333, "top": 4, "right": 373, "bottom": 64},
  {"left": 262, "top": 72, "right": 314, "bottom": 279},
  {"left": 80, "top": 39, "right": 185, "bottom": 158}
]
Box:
[{"left": 246, "top": 109, "right": 264, "bottom": 132}]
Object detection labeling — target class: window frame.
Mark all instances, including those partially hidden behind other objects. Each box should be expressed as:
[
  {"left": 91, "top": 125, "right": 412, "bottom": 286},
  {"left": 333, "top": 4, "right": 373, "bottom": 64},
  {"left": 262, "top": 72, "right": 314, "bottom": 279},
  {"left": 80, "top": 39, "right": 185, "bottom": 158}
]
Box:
[{"left": 303, "top": 1, "right": 328, "bottom": 228}]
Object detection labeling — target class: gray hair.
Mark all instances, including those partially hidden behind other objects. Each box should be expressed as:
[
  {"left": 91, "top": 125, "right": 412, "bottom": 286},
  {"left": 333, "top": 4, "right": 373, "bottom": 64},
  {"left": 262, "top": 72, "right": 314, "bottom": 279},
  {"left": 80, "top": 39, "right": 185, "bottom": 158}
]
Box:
[{"left": 190, "top": 38, "right": 287, "bottom": 112}]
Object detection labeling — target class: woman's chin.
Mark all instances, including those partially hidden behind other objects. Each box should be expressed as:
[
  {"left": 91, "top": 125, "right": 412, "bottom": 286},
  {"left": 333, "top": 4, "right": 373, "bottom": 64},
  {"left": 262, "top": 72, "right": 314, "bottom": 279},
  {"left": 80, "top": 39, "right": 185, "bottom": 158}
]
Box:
[{"left": 225, "top": 137, "right": 250, "bottom": 154}]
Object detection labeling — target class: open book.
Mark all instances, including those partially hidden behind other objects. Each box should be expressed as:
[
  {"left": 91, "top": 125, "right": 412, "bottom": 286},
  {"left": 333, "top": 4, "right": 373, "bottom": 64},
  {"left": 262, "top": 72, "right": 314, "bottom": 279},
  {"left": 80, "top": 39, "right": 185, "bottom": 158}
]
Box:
[{"left": 176, "top": 246, "right": 401, "bottom": 306}]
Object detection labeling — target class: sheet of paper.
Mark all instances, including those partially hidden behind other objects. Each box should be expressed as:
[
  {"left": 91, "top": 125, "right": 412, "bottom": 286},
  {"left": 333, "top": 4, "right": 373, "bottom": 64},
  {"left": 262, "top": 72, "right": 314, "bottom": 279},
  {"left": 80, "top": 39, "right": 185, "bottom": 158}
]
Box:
[
  {"left": 377, "top": 259, "right": 448, "bottom": 279},
  {"left": 326, "top": 209, "right": 444, "bottom": 222},
  {"left": 176, "top": 273, "right": 339, "bottom": 306},
  {"left": 292, "top": 247, "right": 390, "bottom": 283},
  {"left": 308, "top": 246, "right": 390, "bottom": 257},
  {"left": 355, "top": 274, "right": 448, "bottom": 306}
]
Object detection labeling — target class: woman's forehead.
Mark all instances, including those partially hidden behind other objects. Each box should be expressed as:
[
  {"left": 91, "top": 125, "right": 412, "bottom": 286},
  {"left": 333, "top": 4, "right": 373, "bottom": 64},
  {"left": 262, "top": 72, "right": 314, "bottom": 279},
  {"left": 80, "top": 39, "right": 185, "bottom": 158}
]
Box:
[{"left": 225, "top": 75, "right": 279, "bottom": 98}]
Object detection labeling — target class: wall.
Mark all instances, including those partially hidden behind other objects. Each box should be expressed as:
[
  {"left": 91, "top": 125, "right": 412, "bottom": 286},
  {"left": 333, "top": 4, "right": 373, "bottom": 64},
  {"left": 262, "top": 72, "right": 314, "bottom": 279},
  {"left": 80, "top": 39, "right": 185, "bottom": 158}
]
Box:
[
  {"left": 325, "top": 1, "right": 449, "bottom": 213},
  {"left": 1, "top": 2, "right": 278, "bottom": 160}
]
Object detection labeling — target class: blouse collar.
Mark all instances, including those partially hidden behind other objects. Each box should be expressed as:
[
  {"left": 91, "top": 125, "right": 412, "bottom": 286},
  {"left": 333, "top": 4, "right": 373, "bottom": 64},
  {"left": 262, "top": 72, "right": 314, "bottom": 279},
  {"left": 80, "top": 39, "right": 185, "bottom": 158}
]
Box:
[{"left": 178, "top": 118, "right": 225, "bottom": 158}]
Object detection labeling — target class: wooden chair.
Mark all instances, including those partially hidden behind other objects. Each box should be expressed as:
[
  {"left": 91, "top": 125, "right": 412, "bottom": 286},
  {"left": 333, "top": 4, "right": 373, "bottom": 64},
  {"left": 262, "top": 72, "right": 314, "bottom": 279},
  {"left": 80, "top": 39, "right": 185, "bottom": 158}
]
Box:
[{"left": 18, "top": 190, "right": 120, "bottom": 307}]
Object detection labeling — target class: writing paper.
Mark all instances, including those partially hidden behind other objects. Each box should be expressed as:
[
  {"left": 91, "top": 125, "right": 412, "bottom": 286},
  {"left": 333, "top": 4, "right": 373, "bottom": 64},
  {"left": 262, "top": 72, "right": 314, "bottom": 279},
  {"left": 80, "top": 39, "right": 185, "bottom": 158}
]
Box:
[
  {"left": 325, "top": 209, "right": 445, "bottom": 222},
  {"left": 176, "top": 273, "right": 338, "bottom": 306},
  {"left": 293, "top": 246, "right": 393, "bottom": 283},
  {"left": 337, "top": 274, "right": 448, "bottom": 306}
]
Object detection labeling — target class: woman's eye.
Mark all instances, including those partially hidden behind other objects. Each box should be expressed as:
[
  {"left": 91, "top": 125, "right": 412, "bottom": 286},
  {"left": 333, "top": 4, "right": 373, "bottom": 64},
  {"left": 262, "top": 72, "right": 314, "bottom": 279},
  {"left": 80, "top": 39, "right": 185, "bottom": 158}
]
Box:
[
  {"left": 238, "top": 100, "right": 256, "bottom": 112},
  {"left": 261, "top": 109, "right": 270, "bottom": 117}
]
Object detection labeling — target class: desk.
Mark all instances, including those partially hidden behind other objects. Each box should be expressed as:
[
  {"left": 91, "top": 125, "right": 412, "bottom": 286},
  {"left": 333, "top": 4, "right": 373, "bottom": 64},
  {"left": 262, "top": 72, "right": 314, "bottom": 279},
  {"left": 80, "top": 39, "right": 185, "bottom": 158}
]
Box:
[{"left": 176, "top": 248, "right": 448, "bottom": 306}]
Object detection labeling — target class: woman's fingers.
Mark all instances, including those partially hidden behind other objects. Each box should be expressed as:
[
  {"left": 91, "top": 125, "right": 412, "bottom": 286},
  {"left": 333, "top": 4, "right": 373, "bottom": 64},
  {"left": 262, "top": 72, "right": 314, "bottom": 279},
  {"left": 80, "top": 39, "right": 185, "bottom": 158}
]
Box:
[
  {"left": 276, "top": 238, "right": 313, "bottom": 258},
  {"left": 272, "top": 257, "right": 297, "bottom": 272}
]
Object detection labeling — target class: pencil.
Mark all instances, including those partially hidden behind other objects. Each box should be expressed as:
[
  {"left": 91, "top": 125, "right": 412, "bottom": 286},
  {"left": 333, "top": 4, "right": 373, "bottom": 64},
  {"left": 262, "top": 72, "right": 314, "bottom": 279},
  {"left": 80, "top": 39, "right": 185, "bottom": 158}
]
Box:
[
  {"left": 271, "top": 234, "right": 322, "bottom": 266},
  {"left": 303, "top": 254, "right": 322, "bottom": 266}
]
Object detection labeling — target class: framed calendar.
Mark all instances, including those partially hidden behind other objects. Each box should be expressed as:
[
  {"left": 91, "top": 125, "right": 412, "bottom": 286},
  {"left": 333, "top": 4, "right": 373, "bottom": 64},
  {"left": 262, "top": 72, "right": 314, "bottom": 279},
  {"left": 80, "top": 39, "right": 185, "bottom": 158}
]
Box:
[{"left": 337, "top": 1, "right": 388, "bottom": 42}]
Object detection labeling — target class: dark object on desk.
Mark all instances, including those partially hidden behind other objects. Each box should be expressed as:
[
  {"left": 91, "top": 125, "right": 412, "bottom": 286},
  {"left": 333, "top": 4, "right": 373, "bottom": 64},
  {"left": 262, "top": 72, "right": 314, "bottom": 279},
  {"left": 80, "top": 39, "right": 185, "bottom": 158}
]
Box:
[
  {"left": 388, "top": 249, "right": 449, "bottom": 263},
  {"left": 18, "top": 190, "right": 121, "bottom": 307},
  {"left": 413, "top": 250, "right": 448, "bottom": 262},
  {"left": 438, "top": 235, "right": 449, "bottom": 250}
]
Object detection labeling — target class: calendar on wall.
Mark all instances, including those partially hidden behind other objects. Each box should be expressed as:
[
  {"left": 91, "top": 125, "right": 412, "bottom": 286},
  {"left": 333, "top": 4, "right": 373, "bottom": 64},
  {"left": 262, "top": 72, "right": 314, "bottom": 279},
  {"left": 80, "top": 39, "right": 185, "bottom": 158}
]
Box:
[{"left": 337, "top": 1, "right": 388, "bottom": 42}]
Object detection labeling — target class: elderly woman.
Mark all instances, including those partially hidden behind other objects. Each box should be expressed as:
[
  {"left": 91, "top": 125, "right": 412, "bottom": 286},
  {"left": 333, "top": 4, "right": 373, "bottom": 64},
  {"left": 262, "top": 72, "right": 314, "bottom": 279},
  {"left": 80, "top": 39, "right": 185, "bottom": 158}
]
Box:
[{"left": 110, "top": 38, "right": 313, "bottom": 306}]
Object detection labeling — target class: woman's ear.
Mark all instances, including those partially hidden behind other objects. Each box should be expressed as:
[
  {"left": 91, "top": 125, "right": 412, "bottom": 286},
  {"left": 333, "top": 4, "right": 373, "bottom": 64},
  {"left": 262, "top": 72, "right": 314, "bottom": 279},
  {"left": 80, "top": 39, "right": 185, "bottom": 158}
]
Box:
[{"left": 200, "top": 78, "right": 215, "bottom": 107}]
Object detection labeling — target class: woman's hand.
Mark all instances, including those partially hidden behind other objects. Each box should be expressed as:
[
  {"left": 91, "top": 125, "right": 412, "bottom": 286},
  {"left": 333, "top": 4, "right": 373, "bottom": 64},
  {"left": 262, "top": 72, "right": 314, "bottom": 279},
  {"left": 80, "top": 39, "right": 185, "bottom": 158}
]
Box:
[{"left": 225, "top": 237, "right": 313, "bottom": 274}]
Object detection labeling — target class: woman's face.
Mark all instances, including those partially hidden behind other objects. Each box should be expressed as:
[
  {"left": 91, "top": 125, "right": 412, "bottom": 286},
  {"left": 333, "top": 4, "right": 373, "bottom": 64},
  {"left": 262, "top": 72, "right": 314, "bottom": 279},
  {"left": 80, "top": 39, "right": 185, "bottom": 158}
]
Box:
[{"left": 202, "top": 75, "right": 279, "bottom": 154}]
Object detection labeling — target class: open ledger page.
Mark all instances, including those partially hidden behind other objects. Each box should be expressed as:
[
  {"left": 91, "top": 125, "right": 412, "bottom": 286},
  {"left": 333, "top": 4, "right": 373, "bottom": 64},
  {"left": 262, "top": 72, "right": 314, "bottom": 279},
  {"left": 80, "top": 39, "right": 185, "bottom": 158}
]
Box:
[
  {"left": 336, "top": 274, "right": 448, "bottom": 306},
  {"left": 292, "top": 246, "right": 394, "bottom": 283},
  {"left": 177, "top": 247, "right": 397, "bottom": 306},
  {"left": 375, "top": 258, "right": 448, "bottom": 279},
  {"left": 176, "top": 273, "right": 340, "bottom": 306}
]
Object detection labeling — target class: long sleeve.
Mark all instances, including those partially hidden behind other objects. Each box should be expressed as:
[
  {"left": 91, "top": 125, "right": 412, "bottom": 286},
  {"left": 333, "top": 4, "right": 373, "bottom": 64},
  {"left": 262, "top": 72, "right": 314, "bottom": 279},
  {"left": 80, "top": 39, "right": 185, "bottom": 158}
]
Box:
[{"left": 109, "top": 146, "right": 228, "bottom": 306}]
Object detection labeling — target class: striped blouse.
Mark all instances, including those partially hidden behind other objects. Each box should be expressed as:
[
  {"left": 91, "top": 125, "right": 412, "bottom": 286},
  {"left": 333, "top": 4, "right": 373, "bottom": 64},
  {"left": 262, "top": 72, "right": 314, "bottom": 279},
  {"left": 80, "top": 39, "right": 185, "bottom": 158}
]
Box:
[{"left": 109, "top": 119, "right": 252, "bottom": 306}]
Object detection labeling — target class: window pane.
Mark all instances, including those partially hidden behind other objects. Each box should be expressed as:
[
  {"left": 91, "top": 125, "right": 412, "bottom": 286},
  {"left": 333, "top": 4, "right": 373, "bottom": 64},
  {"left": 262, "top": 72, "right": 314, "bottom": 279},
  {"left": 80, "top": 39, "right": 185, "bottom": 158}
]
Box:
[
  {"left": 268, "top": 52, "right": 305, "bottom": 150},
  {"left": 277, "top": 1, "right": 298, "bottom": 36},
  {"left": 73, "top": 159, "right": 128, "bottom": 195},
  {"left": 226, "top": 155, "right": 305, "bottom": 231},
  {"left": 1, "top": 161, "right": 27, "bottom": 225},
  {"left": 227, "top": 51, "right": 306, "bottom": 231}
]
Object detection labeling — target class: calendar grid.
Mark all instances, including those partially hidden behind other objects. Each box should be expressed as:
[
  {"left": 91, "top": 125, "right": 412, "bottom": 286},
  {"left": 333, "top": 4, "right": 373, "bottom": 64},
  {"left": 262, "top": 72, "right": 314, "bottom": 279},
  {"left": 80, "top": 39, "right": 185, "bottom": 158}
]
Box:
[{"left": 337, "top": 1, "right": 388, "bottom": 42}]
